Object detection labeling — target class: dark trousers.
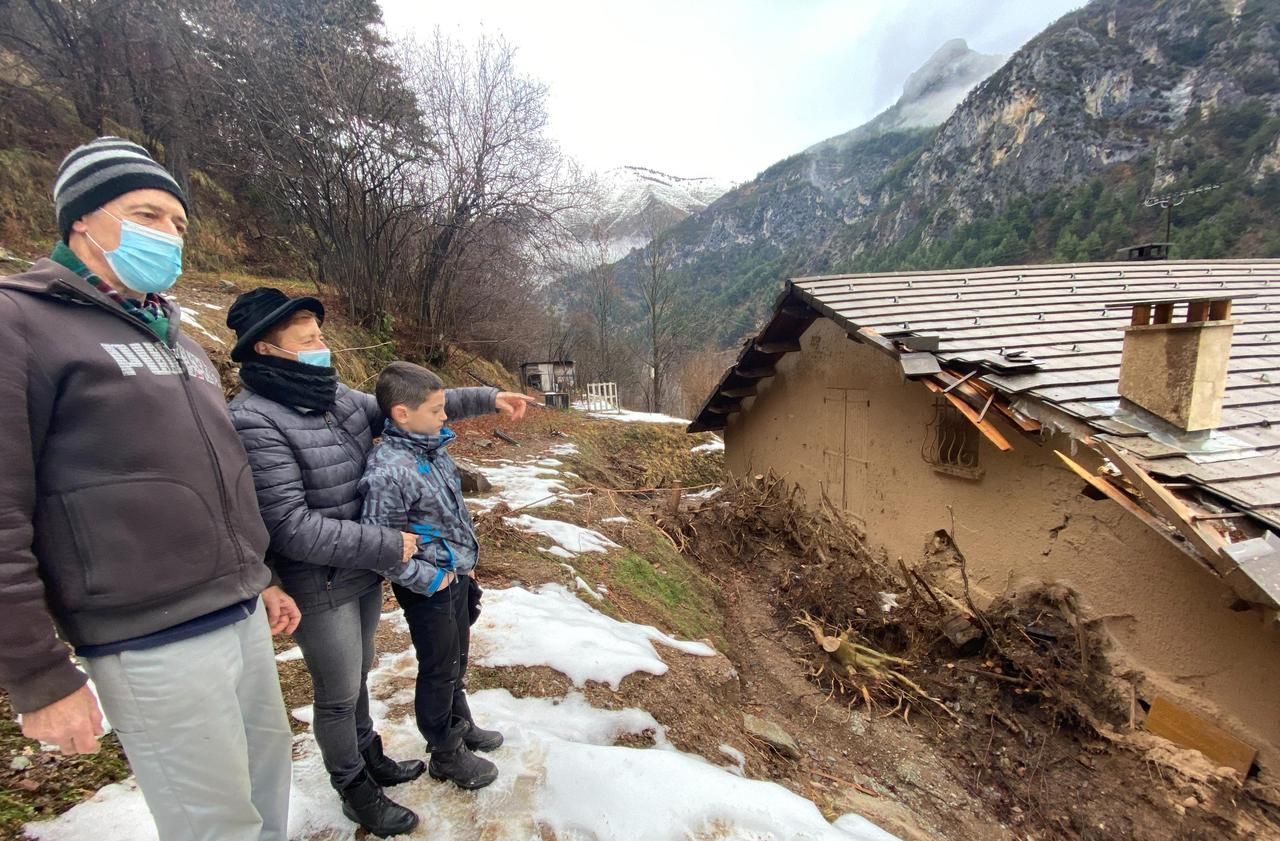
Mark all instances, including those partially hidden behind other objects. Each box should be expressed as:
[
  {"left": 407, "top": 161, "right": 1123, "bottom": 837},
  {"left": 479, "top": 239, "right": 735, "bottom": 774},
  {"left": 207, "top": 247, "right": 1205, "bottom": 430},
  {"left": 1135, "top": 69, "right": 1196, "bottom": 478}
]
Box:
[
  {"left": 395, "top": 576, "right": 478, "bottom": 750},
  {"left": 291, "top": 585, "right": 382, "bottom": 790}
]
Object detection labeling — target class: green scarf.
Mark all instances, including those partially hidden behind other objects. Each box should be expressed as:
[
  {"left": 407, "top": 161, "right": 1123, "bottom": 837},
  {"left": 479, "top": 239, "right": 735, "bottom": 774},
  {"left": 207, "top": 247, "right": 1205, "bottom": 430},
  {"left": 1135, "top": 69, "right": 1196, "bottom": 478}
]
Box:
[{"left": 50, "top": 242, "right": 171, "bottom": 342}]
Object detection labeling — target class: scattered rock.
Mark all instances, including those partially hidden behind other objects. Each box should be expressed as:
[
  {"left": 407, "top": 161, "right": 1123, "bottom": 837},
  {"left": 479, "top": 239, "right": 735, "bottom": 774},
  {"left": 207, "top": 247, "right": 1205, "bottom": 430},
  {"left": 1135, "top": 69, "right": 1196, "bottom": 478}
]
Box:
[
  {"left": 10, "top": 755, "right": 32, "bottom": 771},
  {"left": 942, "top": 613, "right": 983, "bottom": 651},
  {"left": 743, "top": 713, "right": 802, "bottom": 760},
  {"left": 457, "top": 464, "right": 493, "bottom": 494},
  {"left": 14, "top": 778, "right": 40, "bottom": 793}
]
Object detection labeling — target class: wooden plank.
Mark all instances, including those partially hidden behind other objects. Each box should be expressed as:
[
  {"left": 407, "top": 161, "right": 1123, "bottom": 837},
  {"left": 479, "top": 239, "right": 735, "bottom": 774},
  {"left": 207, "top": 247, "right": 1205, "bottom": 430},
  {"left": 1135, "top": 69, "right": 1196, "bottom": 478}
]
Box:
[
  {"left": 922, "top": 379, "right": 1014, "bottom": 451},
  {"left": 720, "top": 385, "right": 757, "bottom": 398},
  {"left": 1095, "top": 440, "right": 1229, "bottom": 571},
  {"left": 754, "top": 339, "right": 802, "bottom": 354},
  {"left": 1054, "top": 451, "right": 1185, "bottom": 544},
  {"left": 1210, "top": 299, "right": 1233, "bottom": 320},
  {"left": 734, "top": 365, "right": 776, "bottom": 379},
  {"left": 1144, "top": 696, "right": 1257, "bottom": 776}
]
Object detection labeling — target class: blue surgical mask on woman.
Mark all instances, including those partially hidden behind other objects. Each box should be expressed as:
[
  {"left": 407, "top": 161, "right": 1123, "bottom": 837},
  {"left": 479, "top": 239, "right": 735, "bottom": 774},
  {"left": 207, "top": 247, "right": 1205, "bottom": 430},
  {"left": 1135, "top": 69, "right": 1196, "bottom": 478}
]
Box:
[
  {"left": 88, "top": 210, "right": 184, "bottom": 294},
  {"left": 267, "top": 344, "right": 332, "bottom": 368}
]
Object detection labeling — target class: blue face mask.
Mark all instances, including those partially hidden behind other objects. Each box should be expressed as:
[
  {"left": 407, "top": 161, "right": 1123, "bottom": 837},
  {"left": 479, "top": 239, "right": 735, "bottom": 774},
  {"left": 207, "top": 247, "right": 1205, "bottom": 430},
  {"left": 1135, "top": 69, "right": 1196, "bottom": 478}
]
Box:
[
  {"left": 89, "top": 211, "right": 184, "bottom": 294},
  {"left": 267, "top": 343, "right": 332, "bottom": 368},
  {"left": 296, "top": 348, "right": 332, "bottom": 368}
]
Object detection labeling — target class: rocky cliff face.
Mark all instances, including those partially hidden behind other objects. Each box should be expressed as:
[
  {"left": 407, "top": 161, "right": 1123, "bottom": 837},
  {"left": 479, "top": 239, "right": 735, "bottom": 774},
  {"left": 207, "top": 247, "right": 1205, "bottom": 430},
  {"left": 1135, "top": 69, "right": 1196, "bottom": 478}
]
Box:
[{"left": 857, "top": 0, "right": 1280, "bottom": 259}]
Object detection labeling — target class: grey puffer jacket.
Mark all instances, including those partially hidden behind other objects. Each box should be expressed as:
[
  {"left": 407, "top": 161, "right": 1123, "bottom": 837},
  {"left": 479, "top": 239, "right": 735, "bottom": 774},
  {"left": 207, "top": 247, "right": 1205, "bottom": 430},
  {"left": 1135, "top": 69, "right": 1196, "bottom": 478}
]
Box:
[{"left": 229, "top": 382, "right": 497, "bottom": 610}]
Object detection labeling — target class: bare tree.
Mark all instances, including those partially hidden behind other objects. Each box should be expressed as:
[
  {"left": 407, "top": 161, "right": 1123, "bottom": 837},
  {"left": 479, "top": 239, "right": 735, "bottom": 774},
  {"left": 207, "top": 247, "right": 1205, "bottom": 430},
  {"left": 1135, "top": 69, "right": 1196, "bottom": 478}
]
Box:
[
  {"left": 199, "top": 0, "right": 430, "bottom": 326},
  {"left": 398, "top": 31, "right": 590, "bottom": 359},
  {"left": 584, "top": 223, "right": 621, "bottom": 382},
  {"left": 637, "top": 223, "right": 679, "bottom": 412}
]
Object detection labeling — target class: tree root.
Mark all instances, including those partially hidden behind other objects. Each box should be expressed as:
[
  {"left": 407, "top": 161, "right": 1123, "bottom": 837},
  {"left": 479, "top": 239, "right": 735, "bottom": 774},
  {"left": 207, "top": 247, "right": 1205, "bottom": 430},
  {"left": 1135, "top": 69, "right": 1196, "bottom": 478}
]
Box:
[{"left": 796, "top": 611, "right": 959, "bottom": 722}]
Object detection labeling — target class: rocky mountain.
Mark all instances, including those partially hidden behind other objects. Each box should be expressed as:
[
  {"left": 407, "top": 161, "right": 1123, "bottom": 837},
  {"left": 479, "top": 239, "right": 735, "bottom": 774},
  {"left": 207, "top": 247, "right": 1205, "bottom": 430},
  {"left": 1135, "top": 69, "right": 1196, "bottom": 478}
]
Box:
[
  {"left": 807, "top": 38, "right": 1005, "bottom": 157},
  {"left": 583, "top": 166, "right": 731, "bottom": 260},
  {"left": 613, "top": 0, "right": 1280, "bottom": 347},
  {"left": 605, "top": 38, "right": 1008, "bottom": 341}
]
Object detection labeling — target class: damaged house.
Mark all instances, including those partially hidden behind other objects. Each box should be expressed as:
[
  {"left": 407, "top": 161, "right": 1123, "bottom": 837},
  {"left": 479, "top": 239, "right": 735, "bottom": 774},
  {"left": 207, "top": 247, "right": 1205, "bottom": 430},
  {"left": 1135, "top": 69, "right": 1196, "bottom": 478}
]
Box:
[{"left": 691, "top": 259, "right": 1280, "bottom": 772}]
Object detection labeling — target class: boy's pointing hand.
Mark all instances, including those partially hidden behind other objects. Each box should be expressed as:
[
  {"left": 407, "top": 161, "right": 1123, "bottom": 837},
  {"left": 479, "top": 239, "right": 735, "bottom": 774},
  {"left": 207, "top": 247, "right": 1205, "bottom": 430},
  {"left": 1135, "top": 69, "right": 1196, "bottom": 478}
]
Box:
[{"left": 495, "top": 391, "right": 538, "bottom": 421}]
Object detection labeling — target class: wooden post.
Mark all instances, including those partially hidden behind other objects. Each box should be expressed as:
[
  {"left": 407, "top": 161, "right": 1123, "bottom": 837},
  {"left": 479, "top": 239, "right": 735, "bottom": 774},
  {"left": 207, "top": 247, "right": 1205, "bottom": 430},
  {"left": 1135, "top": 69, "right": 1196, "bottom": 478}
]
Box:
[
  {"left": 1153, "top": 303, "right": 1174, "bottom": 324},
  {"left": 666, "top": 482, "right": 683, "bottom": 516},
  {"left": 1186, "top": 301, "right": 1210, "bottom": 323},
  {"left": 1131, "top": 304, "right": 1151, "bottom": 327},
  {"left": 1209, "top": 299, "right": 1232, "bottom": 321}
]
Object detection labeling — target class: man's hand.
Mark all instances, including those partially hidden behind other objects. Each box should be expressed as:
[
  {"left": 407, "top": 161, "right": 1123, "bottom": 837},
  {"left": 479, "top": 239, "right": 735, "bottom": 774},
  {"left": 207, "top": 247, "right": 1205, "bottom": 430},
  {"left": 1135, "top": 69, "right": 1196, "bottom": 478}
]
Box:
[
  {"left": 401, "top": 532, "right": 419, "bottom": 563},
  {"left": 495, "top": 392, "right": 538, "bottom": 422},
  {"left": 21, "top": 684, "right": 104, "bottom": 755},
  {"left": 262, "top": 585, "right": 301, "bottom": 635}
]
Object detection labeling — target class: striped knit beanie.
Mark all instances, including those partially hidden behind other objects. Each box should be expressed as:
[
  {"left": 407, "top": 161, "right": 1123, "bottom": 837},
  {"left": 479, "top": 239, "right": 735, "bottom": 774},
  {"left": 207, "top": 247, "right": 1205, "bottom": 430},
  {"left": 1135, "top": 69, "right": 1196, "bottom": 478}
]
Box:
[{"left": 53, "top": 137, "right": 188, "bottom": 243}]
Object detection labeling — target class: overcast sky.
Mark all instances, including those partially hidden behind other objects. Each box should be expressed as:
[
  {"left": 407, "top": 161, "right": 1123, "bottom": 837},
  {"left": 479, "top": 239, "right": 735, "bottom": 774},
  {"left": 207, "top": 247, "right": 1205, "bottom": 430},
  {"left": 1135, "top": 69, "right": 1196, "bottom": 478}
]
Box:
[{"left": 379, "top": 1, "right": 1084, "bottom": 185}]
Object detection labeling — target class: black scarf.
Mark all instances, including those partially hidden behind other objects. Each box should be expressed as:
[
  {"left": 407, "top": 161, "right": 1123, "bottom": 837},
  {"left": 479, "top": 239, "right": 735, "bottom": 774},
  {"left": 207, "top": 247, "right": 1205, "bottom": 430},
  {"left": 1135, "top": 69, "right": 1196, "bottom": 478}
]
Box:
[{"left": 239, "top": 355, "right": 338, "bottom": 413}]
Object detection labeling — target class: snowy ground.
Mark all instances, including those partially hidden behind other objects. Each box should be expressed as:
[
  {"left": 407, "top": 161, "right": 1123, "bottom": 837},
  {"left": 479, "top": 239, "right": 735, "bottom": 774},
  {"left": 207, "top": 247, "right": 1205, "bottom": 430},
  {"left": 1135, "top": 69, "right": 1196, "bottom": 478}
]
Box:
[
  {"left": 572, "top": 402, "right": 691, "bottom": 425},
  {"left": 26, "top": 440, "right": 898, "bottom": 841}
]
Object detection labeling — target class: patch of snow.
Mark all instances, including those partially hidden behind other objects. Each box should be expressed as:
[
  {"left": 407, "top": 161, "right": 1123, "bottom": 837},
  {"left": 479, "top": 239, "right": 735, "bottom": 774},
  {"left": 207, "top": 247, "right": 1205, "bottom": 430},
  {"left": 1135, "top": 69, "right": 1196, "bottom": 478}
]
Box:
[
  {"left": 692, "top": 438, "right": 725, "bottom": 453},
  {"left": 198, "top": 302, "right": 224, "bottom": 310},
  {"left": 834, "top": 813, "right": 904, "bottom": 841},
  {"left": 878, "top": 592, "right": 900, "bottom": 613},
  {"left": 178, "top": 309, "right": 226, "bottom": 346},
  {"left": 469, "top": 462, "right": 569, "bottom": 511},
  {"left": 686, "top": 486, "right": 723, "bottom": 501},
  {"left": 585, "top": 407, "right": 690, "bottom": 425},
  {"left": 575, "top": 576, "right": 604, "bottom": 600},
  {"left": 472, "top": 688, "right": 666, "bottom": 747},
  {"left": 536, "top": 458, "right": 563, "bottom": 467},
  {"left": 538, "top": 545, "right": 578, "bottom": 560},
  {"left": 601, "top": 516, "right": 630, "bottom": 524},
  {"left": 548, "top": 442, "right": 579, "bottom": 456},
  {"left": 274, "top": 646, "right": 304, "bottom": 663},
  {"left": 290, "top": 705, "right": 313, "bottom": 725},
  {"left": 471, "top": 584, "right": 714, "bottom": 688},
  {"left": 719, "top": 743, "right": 747, "bottom": 776},
  {"left": 538, "top": 739, "right": 895, "bottom": 841},
  {"left": 23, "top": 779, "right": 155, "bottom": 840},
  {"left": 507, "top": 515, "right": 619, "bottom": 555}
]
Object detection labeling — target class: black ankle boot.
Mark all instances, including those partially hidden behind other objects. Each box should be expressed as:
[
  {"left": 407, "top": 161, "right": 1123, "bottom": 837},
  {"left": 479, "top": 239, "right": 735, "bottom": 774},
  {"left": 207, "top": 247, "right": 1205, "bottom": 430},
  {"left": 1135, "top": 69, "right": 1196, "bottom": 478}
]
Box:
[
  {"left": 362, "top": 734, "right": 426, "bottom": 786},
  {"left": 463, "top": 721, "right": 504, "bottom": 752},
  {"left": 429, "top": 723, "right": 498, "bottom": 789},
  {"left": 429, "top": 744, "right": 499, "bottom": 790},
  {"left": 340, "top": 770, "right": 420, "bottom": 837}
]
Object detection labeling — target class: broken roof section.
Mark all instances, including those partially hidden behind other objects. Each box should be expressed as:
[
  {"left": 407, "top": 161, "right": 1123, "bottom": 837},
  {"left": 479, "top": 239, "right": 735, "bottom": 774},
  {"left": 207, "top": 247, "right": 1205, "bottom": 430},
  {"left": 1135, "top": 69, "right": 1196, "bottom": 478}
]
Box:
[{"left": 690, "top": 259, "right": 1280, "bottom": 609}]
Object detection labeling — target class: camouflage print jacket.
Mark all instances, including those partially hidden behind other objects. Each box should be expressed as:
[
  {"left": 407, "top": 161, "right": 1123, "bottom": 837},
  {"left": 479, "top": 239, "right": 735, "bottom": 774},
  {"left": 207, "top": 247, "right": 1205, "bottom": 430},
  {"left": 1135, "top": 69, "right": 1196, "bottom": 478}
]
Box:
[{"left": 358, "top": 422, "right": 478, "bottom": 594}]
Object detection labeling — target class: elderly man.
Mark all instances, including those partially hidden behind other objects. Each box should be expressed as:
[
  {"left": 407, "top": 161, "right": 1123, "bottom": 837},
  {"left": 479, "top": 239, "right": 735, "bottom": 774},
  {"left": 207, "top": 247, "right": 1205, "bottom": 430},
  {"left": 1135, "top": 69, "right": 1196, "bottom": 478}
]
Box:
[{"left": 0, "top": 137, "right": 297, "bottom": 841}]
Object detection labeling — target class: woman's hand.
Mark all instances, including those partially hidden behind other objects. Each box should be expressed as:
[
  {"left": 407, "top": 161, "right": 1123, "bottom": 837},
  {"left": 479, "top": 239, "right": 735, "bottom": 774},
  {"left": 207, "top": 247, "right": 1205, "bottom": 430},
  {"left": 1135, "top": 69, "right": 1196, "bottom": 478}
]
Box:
[
  {"left": 495, "top": 391, "right": 538, "bottom": 422},
  {"left": 401, "top": 531, "right": 419, "bottom": 563},
  {"left": 262, "top": 585, "right": 301, "bottom": 635}
]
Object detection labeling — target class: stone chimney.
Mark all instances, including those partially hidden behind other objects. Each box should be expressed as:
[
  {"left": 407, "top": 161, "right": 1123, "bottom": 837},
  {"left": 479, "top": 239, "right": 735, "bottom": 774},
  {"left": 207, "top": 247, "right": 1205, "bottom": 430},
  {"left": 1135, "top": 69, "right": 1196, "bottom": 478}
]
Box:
[{"left": 1118, "top": 296, "right": 1237, "bottom": 432}]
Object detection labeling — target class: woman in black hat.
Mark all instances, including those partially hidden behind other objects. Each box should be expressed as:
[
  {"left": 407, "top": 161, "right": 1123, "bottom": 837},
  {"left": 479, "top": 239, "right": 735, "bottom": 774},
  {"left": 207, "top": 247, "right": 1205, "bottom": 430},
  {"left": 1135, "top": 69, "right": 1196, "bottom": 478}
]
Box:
[{"left": 225, "top": 288, "right": 532, "bottom": 837}]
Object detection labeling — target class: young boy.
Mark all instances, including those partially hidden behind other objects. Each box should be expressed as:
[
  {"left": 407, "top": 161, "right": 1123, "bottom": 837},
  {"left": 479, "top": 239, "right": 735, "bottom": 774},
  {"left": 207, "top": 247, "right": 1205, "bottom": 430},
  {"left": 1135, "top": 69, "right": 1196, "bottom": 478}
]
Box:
[{"left": 359, "top": 361, "right": 504, "bottom": 790}]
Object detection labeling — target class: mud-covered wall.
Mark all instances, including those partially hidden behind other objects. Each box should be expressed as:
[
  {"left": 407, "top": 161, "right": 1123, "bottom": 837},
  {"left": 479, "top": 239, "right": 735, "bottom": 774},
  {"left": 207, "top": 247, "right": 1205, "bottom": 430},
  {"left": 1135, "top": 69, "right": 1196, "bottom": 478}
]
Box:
[{"left": 724, "top": 317, "right": 1280, "bottom": 768}]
